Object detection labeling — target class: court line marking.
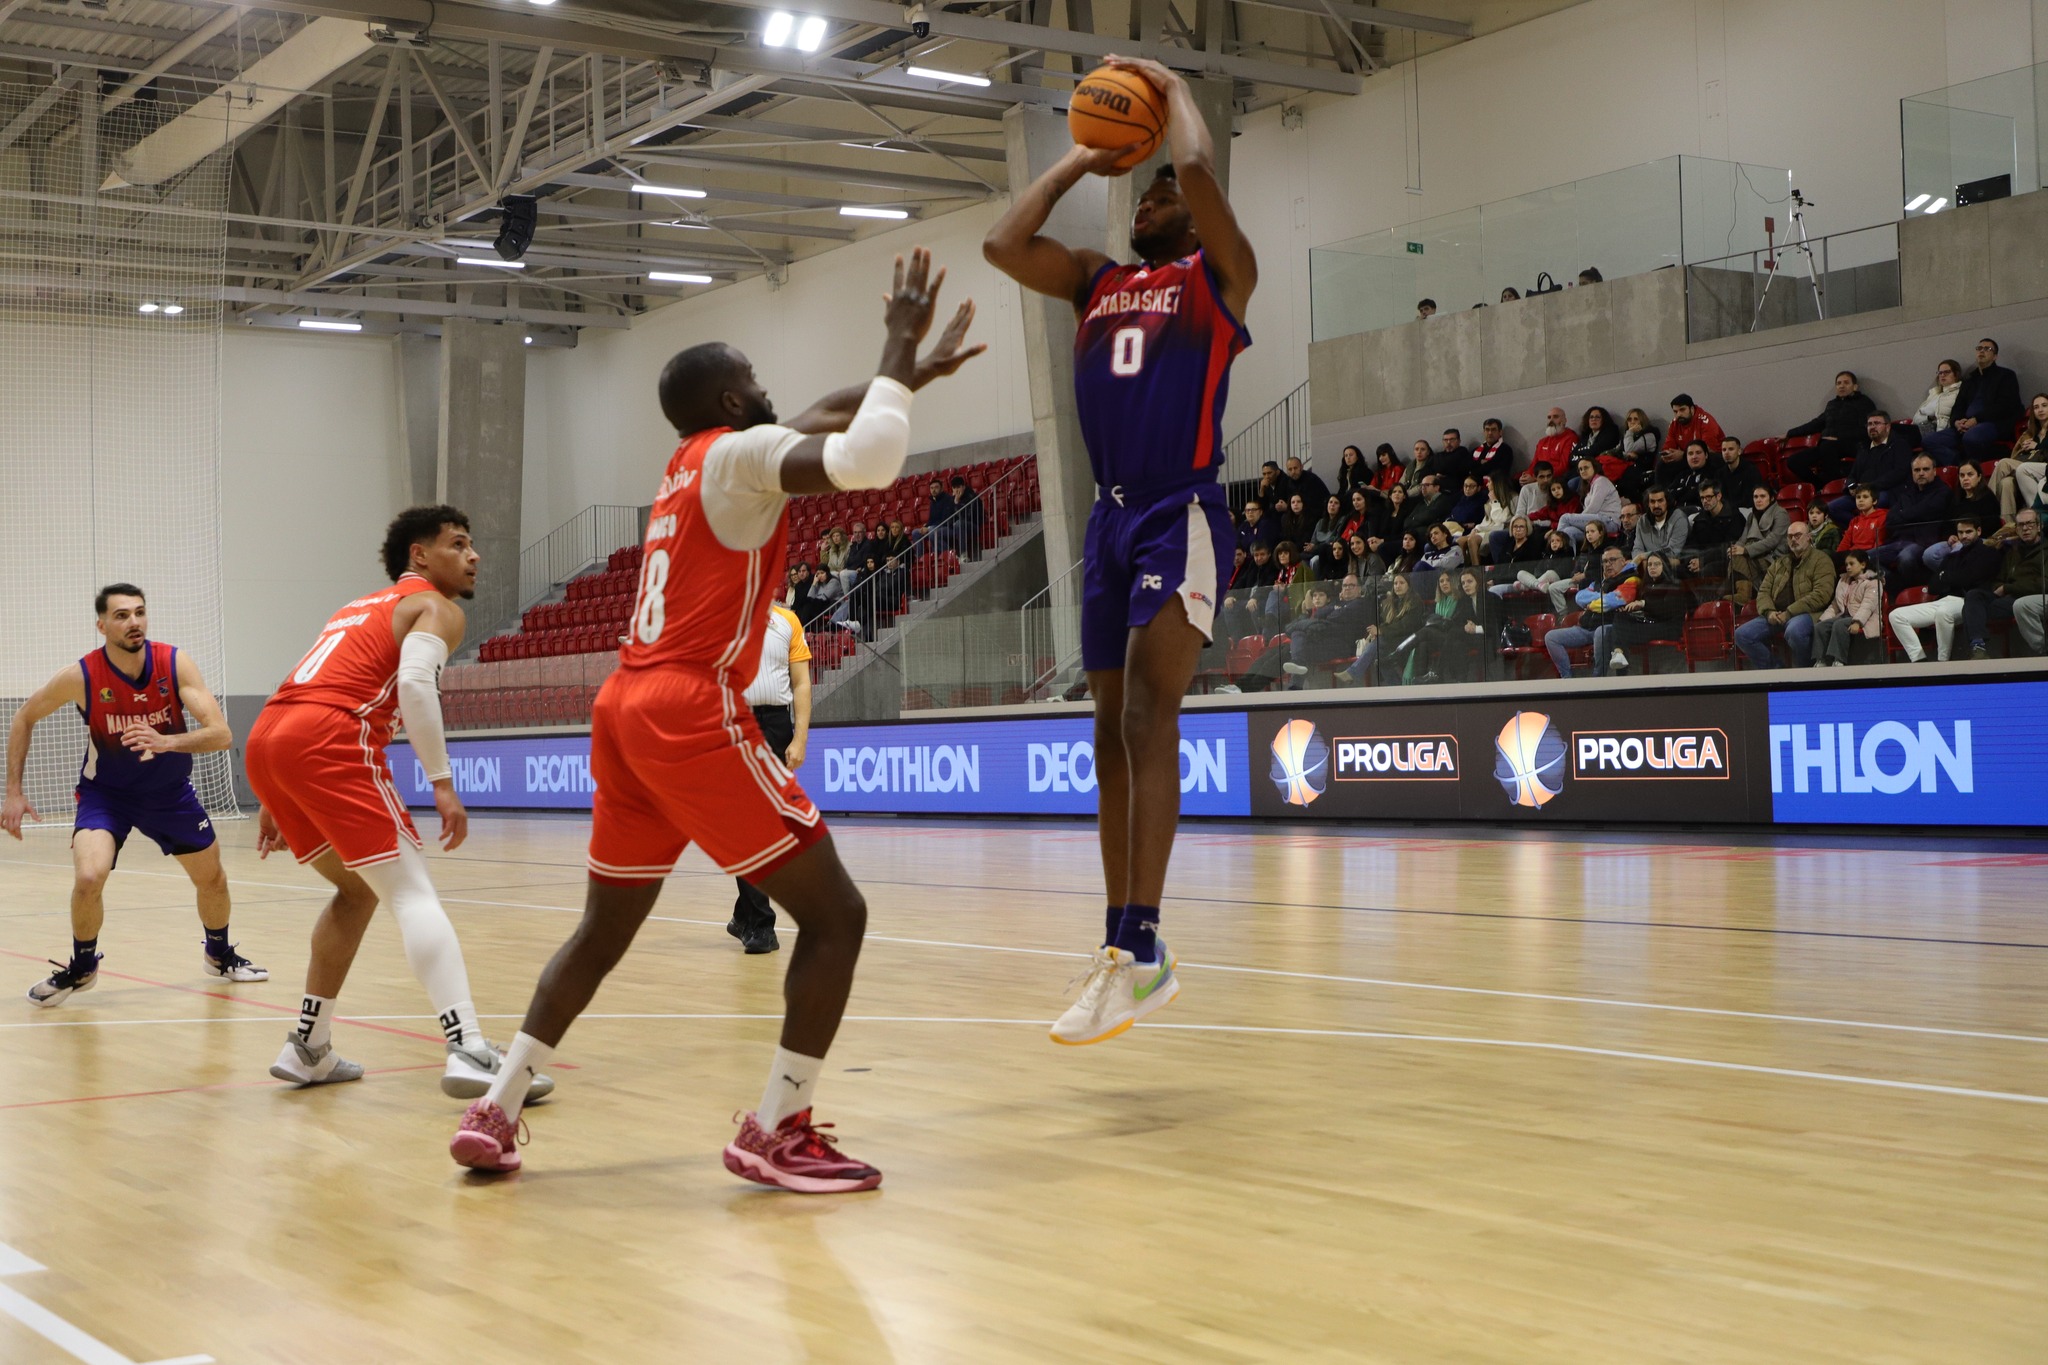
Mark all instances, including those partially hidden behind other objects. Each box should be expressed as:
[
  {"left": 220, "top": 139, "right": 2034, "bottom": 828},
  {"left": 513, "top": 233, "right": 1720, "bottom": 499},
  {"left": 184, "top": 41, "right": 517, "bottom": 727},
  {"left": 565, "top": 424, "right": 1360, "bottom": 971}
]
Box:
[
  {"left": 7, "top": 859, "right": 2040, "bottom": 1049},
  {"left": 0, "top": 1063, "right": 444, "bottom": 1112},
  {"left": 0, "top": 1239, "right": 213, "bottom": 1365}
]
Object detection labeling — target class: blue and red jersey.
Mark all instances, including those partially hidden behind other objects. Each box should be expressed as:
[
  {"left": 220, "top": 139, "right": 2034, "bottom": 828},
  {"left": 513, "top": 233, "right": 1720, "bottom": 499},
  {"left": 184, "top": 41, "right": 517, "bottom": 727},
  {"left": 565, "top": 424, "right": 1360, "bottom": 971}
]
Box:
[
  {"left": 76, "top": 641, "right": 191, "bottom": 795},
  {"left": 1073, "top": 249, "right": 1250, "bottom": 503}
]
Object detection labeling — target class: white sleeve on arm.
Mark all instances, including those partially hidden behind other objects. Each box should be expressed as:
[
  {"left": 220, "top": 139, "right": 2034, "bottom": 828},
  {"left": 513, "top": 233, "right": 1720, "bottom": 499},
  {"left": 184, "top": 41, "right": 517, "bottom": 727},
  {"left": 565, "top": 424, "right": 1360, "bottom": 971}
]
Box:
[
  {"left": 397, "top": 631, "right": 452, "bottom": 783},
  {"left": 822, "top": 377, "right": 913, "bottom": 491}
]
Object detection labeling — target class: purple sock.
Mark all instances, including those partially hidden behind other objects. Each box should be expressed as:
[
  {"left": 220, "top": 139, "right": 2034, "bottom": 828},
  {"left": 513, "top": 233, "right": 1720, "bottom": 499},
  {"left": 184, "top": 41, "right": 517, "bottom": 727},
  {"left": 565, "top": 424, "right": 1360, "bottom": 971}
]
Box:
[
  {"left": 1113, "top": 906, "right": 1159, "bottom": 964},
  {"left": 1103, "top": 905, "right": 1123, "bottom": 948}
]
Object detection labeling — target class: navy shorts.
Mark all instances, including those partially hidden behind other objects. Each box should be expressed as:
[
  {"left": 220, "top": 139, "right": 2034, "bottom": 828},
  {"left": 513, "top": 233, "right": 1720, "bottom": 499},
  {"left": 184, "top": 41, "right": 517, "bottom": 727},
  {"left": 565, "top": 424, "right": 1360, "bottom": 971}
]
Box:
[
  {"left": 73, "top": 782, "right": 216, "bottom": 862},
  {"left": 1080, "top": 486, "right": 1234, "bottom": 671}
]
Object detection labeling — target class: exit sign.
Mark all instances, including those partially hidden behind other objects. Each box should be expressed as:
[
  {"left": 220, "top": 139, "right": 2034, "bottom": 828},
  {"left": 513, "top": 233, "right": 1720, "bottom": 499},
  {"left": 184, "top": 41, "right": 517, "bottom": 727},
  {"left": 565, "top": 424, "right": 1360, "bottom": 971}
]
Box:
[{"left": 1406, "top": 241, "right": 1424, "bottom": 254}]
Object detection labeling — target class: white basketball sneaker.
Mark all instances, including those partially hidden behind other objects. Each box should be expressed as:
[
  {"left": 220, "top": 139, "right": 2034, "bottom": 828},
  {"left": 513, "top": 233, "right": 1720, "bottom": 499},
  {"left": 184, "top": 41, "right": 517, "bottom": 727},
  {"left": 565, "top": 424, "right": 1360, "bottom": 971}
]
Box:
[
  {"left": 442, "top": 1039, "right": 555, "bottom": 1103},
  {"left": 270, "top": 1034, "right": 364, "bottom": 1086},
  {"left": 1050, "top": 943, "right": 1180, "bottom": 1046}
]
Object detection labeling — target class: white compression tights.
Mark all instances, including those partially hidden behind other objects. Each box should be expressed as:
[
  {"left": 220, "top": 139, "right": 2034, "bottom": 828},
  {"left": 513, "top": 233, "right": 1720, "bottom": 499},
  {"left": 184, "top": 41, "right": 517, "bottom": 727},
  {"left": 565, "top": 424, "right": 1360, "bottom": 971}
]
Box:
[{"left": 355, "top": 841, "right": 479, "bottom": 1047}]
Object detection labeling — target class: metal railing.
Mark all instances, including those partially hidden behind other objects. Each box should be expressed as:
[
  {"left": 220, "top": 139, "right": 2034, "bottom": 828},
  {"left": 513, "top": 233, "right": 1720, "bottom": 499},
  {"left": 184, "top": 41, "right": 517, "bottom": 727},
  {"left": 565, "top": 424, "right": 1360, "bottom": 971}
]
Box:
[
  {"left": 1684, "top": 221, "right": 1901, "bottom": 342},
  {"left": 1220, "top": 380, "right": 1311, "bottom": 511},
  {"left": 1019, "top": 556, "right": 1086, "bottom": 699}
]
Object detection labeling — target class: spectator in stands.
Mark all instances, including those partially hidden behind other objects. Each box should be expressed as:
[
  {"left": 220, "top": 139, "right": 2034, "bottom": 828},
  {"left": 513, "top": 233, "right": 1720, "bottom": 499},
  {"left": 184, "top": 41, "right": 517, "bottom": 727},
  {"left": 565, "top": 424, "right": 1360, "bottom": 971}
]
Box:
[
  {"left": 1412, "top": 571, "right": 1469, "bottom": 684},
  {"left": 1513, "top": 460, "right": 1556, "bottom": 517},
  {"left": 821, "top": 526, "right": 852, "bottom": 577},
  {"left": 1500, "top": 287, "right": 1521, "bottom": 302},
  {"left": 881, "top": 518, "right": 912, "bottom": 562},
  {"left": 923, "top": 479, "right": 955, "bottom": 556},
  {"left": 1469, "top": 418, "right": 1515, "bottom": 485},
  {"left": 807, "top": 565, "right": 850, "bottom": 630},
  {"left": 1604, "top": 551, "right": 1690, "bottom": 675},
  {"left": 1960, "top": 508, "right": 2047, "bottom": 659},
  {"left": 1925, "top": 338, "right": 2024, "bottom": 466},
  {"left": 1615, "top": 501, "right": 1640, "bottom": 557},
  {"left": 1338, "top": 487, "right": 1372, "bottom": 543},
  {"left": 1265, "top": 542, "right": 1307, "bottom": 623},
  {"left": 1282, "top": 574, "right": 1377, "bottom": 685},
  {"left": 1529, "top": 469, "right": 1576, "bottom": 533},
  {"left": 1559, "top": 456, "right": 1621, "bottom": 545},
  {"left": 948, "top": 475, "right": 985, "bottom": 557},
  {"left": 1220, "top": 545, "right": 1278, "bottom": 638},
  {"left": 1890, "top": 515, "right": 1998, "bottom": 662},
  {"left": 1735, "top": 519, "right": 1834, "bottom": 667},
  {"left": 1314, "top": 534, "right": 1351, "bottom": 581},
  {"left": 1577, "top": 267, "right": 1603, "bottom": 285},
  {"left": 1826, "top": 411, "right": 1915, "bottom": 524},
  {"left": 1285, "top": 455, "right": 1329, "bottom": 513},
  {"left": 1370, "top": 443, "right": 1403, "bottom": 491},
  {"left": 1401, "top": 439, "right": 1435, "bottom": 490},
  {"left": 845, "top": 519, "right": 882, "bottom": 581},
  {"left": 1277, "top": 492, "right": 1314, "bottom": 548},
  {"left": 1543, "top": 519, "right": 1611, "bottom": 614},
  {"left": 1437, "top": 428, "right": 1474, "bottom": 487},
  {"left": 787, "top": 564, "right": 823, "bottom": 625},
  {"left": 1312, "top": 494, "right": 1346, "bottom": 555},
  {"left": 1253, "top": 461, "right": 1288, "bottom": 509},
  {"left": 1805, "top": 501, "right": 1840, "bottom": 557},
  {"left": 1784, "top": 371, "right": 1877, "bottom": 486},
  {"left": 1347, "top": 532, "right": 1386, "bottom": 582},
  {"left": 1365, "top": 488, "right": 1400, "bottom": 559},
  {"left": 1446, "top": 474, "right": 1487, "bottom": 530},
  {"left": 1336, "top": 444, "right": 1370, "bottom": 497},
  {"left": 1874, "top": 454, "right": 1953, "bottom": 582},
  {"left": 1239, "top": 497, "right": 1279, "bottom": 553},
  {"left": 1634, "top": 486, "right": 1691, "bottom": 563},
  {"left": 1544, "top": 543, "right": 1639, "bottom": 678},
  {"left": 1406, "top": 474, "right": 1454, "bottom": 537},
  {"left": 1926, "top": 461, "right": 1998, "bottom": 572},
  {"left": 1663, "top": 441, "right": 1717, "bottom": 510},
  {"left": 1664, "top": 394, "right": 1725, "bottom": 456},
  {"left": 1989, "top": 392, "right": 2048, "bottom": 526},
  {"left": 1419, "top": 522, "right": 1463, "bottom": 571},
  {"left": 1714, "top": 436, "right": 1766, "bottom": 507},
  {"left": 1616, "top": 407, "right": 1661, "bottom": 494},
  {"left": 1487, "top": 515, "right": 1548, "bottom": 591},
  {"left": 1447, "top": 566, "right": 1499, "bottom": 681},
  {"left": 1913, "top": 358, "right": 1964, "bottom": 434},
  {"left": 1813, "top": 549, "right": 1883, "bottom": 667},
  {"left": 1388, "top": 530, "right": 1425, "bottom": 577},
  {"left": 1460, "top": 475, "right": 1514, "bottom": 566},
  {"left": 1370, "top": 571, "right": 1426, "bottom": 684},
  {"left": 1681, "top": 481, "right": 1744, "bottom": 579},
  {"left": 1417, "top": 298, "right": 1437, "bottom": 319},
  {"left": 1838, "top": 486, "right": 1888, "bottom": 557},
  {"left": 1511, "top": 526, "right": 1577, "bottom": 598},
  {"left": 1528, "top": 408, "right": 1577, "bottom": 481},
  {"left": 1574, "top": 405, "right": 1621, "bottom": 472},
  {"left": 1728, "top": 483, "right": 1790, "bottom": 603}
]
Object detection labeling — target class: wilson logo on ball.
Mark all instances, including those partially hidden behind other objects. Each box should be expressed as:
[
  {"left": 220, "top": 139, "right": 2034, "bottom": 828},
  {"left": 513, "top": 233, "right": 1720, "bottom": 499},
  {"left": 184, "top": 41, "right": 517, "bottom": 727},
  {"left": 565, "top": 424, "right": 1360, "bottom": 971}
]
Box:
[
  {"left": 1268, "top": 719, "right": 1329, "bottom": 807},
  {"left": 1076, "top": 82, "right": 1134, "bottom": 116}
]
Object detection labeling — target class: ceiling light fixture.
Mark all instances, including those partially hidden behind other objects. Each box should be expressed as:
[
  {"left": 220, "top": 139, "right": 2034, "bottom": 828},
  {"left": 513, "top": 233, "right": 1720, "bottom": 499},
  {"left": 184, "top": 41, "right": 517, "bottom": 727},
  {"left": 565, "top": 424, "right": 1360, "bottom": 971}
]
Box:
[
  {"left": 458, "top": 256, "right": 526, "bottom": 269},
  {"left": 840, "top": 205, "right": 910, "bottom": 219},
  {"left": 298, "top": 318, "right": 363, "bottom": 332},
  {"left": 161, "top": 304, "right": 184, "bottom": 316},
  {"left": 649, "top": 271, "right": 714, "bottom": 284},
  {"left": 763, "top": 11, "right": 795, "bottom": 46},
  {"left": 137, "top": 301, "right": 159, "bottom": 313},
  {"left": 632, "top": 183, "right": 708, "bottom": 199},
  {"left": 905, "top": 65, "right": 990, "bottom": 87},
  {"left": 796, "top": 16, "right": 827, "bottom": 50},
  {"left": 1904, "top": 193, "right": 1930, "bottom": 212}
]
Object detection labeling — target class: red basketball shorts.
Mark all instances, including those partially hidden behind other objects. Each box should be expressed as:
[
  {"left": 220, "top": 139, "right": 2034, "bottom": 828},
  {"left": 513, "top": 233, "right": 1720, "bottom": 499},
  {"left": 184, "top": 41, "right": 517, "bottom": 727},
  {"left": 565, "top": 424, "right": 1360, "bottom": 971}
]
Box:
[
  {"left": 246, "top": 702, "right": 421, "bottom": 870},
  {"left": 586, "top": 666, "right": 825, "bottom": 884}
]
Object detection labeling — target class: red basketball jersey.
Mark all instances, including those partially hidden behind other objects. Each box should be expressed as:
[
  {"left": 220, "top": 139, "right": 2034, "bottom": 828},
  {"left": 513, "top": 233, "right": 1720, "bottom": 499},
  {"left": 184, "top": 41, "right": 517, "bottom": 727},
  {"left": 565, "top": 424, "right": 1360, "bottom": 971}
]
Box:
[
  {"left": 268, "top": 574, "right": 442, "bottom": 744},
  {"left": 620, "top": 426, "right": 791, "bottom": 684}
]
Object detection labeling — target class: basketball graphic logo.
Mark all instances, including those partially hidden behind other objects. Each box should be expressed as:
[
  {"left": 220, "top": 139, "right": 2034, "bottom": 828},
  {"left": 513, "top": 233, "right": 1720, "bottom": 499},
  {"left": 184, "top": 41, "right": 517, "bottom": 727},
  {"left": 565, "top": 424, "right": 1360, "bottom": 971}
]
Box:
[
  {"left": 1269, "top": 719, "right": 1329, "bottom": 806},
  {"left": 1493, "top": 711, "right": 1566, "bottom": 808}
]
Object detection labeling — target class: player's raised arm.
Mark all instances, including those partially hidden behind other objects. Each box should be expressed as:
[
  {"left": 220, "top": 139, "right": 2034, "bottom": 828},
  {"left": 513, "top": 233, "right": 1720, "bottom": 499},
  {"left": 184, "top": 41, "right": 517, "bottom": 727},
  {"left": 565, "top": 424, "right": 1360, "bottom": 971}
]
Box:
[
  {"left": 1103, "top": 56, "right": 1258, "bottom": 321},
  {"left": 122, "top": 651, "right": 232, "bottom": 758},
  {"left": 983, "top": 145, "right": 1128, "bottom": 311},
  {"left": 3, "top": 664, "right": 84, "bottom": 836}
]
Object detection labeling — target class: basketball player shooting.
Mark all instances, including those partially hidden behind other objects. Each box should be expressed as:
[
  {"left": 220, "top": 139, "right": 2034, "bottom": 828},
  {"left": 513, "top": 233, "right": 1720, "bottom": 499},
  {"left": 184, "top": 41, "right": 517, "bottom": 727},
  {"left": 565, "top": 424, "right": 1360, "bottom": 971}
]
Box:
[
  {"left": 447, "top": 248, "right": 983, "bottom": 1187},
  {"left": 983, "top": 56, "right": 1256, "bottom": 1044},
  {"left": 4, "top": 584, "right": 264, "bottom": 1005}
]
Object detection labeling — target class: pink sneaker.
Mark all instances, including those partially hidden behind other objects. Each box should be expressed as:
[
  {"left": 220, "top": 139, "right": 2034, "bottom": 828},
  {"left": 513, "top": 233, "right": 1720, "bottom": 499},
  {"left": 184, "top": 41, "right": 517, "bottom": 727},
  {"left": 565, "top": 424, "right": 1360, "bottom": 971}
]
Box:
[
  {"left": 723, "top": 1109, "right": 882, "bottom": 1194},
  {"left": 449, "top": 1100, "right": 525, "bottom": 1173}
]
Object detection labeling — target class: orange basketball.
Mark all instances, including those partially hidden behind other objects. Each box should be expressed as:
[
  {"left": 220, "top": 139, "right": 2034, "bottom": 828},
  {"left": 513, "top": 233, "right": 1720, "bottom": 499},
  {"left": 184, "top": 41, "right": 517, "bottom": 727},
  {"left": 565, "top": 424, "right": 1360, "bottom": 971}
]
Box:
[{"left": 1068, "top": 66, "right": 1166, "bottom": 170}]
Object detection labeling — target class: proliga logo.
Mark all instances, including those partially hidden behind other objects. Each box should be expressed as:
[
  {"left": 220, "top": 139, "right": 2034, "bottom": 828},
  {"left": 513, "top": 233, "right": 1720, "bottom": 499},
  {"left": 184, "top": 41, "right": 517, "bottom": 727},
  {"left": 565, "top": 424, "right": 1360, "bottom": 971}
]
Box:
[
  {"left": 1494, "top": 710, "right": 1566, "bottom": 808},
  {"left": 1269, "top": 719, "right": 1329, "bottom": 806}
]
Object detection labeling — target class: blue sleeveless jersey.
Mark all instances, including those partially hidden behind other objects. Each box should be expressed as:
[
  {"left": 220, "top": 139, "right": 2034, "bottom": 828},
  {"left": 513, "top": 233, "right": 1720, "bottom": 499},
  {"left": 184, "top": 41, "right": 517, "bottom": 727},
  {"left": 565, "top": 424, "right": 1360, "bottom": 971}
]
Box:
[
  {"left": 76, "top": 641, "right": 193, "bottom": 796},
  {"left": 1074, "top": 249, "right": 1250, "bottom": 503}
]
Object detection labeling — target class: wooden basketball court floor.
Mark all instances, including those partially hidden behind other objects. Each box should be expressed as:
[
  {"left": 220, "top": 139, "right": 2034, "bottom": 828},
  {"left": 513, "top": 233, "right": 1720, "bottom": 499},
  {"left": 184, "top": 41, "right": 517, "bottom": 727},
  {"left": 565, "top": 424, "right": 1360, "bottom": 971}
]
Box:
[{"left": 0, "top": 814, "right": 2043, "bottom": 1364}]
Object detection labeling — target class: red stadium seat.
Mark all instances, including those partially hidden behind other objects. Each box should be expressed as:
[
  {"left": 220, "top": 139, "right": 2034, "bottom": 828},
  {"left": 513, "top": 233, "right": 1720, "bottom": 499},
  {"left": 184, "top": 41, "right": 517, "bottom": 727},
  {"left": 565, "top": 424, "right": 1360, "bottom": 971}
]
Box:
[{"left": 1503, "top": 613, "right": 1555, "bottom": 679}]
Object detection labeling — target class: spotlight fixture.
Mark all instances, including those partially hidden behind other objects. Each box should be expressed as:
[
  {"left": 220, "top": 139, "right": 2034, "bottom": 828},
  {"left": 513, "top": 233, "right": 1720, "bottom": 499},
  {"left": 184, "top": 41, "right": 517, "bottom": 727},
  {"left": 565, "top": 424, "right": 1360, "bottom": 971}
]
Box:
[
  {"left": 796, "top": 16, "right": 826, "bottom": 50},
  {"left": 524, "top": 335, "right": 535, "bottom": 344},
  {"left": 298, "top": 318, "right": 363, "bottom": 332},
  {"left": 493, "top": 193, "right": 539, "bottom": 260},
  {"left": 840, "top": 205, "right": 910, "bottom": 220},
  {"left": 631, "top": 183, "right": 707, "bottom": 199},
  {"left": 458, "top": 256, "right": 526, "bottom": 269},
  {"left": 137, "top": 301, "right": 159, "bottom": 313},
  {"left": 905, "top": 66, "right": 990, "bottom": 87},
  {"left": 763, "top": 11, "right": 795, "bottom": 46},
  {"left": 161, "top": 304, "right": 184, "bottom": 315},
  {"left": 648, "top": 271, "right": 714, "bottom": 284}
]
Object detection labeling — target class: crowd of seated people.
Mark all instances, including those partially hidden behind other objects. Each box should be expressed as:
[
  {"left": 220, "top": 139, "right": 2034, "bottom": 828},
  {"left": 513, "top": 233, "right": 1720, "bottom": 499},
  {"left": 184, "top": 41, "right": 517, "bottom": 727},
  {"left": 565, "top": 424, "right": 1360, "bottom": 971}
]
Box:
[{"left": 1210, "top": 337, "right": 2047, "bottom": 687}]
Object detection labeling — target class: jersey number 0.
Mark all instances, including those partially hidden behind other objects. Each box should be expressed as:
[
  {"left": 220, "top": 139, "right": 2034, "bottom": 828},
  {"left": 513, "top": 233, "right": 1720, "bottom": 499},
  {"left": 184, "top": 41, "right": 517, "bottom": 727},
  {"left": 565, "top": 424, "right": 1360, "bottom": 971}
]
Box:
[{"left": 1110, "top": 327, "right": 1145, "bottom": 377}]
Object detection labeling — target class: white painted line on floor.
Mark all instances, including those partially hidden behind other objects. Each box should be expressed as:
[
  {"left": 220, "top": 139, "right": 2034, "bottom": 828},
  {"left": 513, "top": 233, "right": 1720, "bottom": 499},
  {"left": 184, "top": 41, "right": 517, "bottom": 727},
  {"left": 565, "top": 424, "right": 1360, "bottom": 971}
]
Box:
[{"left": 0, "top": 1241, "right": 212, "bottom": 1365}]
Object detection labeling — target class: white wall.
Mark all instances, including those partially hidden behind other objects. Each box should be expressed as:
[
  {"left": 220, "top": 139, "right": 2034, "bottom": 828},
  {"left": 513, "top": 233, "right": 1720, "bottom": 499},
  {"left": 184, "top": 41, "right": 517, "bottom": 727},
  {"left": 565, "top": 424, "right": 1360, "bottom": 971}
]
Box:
[
  {"left": 1227, "top": 0, "right": 2048, "bottom": 434},
  {"left": 525, "top": 200, "right": 1032, "bottom": 534},
  {"left": 221, "top": 327, "right": 406, "bottom": 693}
]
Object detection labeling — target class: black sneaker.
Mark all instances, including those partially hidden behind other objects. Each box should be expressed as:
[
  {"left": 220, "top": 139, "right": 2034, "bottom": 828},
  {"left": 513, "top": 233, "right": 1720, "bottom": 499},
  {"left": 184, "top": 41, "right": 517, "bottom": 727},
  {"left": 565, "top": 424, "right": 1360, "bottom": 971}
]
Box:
[
  {"left": 1970, "top": 644, "right": 1989, "bottom": 660},
  {"left": 727, "top": 907, "right": 780, "bottom": 955},
  {"left": 27, "top": 952, "right": 102, "bottom": 1008},
  {"left": 203, "top": 943, "right": 269, "bottom": 982}
]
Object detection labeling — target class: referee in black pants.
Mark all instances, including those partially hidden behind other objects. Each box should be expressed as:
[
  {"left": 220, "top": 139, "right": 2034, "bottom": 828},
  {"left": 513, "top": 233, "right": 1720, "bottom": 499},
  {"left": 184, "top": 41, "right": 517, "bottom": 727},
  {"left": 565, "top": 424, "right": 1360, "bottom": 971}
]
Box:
[{"left": 728, "top": 602, "right": 812, "bottom": 953}]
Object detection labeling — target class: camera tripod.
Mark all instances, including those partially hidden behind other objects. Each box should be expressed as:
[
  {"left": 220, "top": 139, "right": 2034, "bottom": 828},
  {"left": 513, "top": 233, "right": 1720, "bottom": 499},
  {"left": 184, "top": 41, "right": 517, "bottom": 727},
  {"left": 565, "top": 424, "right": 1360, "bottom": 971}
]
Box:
[{"left": 1749, "top": 188, "right": 1826, "bottom": 332}]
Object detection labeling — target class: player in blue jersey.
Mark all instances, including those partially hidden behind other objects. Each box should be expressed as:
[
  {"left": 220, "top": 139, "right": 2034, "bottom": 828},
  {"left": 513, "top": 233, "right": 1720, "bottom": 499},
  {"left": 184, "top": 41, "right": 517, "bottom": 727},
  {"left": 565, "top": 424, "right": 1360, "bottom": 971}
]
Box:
[
  {"left": 985, "top": 56, "right": 1256, "bottom": 1045},
  {"left": 3, "top": 583, "right": 266, "bottom": 1006}
]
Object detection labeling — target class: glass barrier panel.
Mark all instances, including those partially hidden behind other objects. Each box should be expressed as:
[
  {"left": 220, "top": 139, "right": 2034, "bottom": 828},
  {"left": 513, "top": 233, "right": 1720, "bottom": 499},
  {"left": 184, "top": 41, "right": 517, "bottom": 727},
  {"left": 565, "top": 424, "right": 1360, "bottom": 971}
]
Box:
[{"left": 1901, "top": 62, "right": 2045, "bottom": 214}]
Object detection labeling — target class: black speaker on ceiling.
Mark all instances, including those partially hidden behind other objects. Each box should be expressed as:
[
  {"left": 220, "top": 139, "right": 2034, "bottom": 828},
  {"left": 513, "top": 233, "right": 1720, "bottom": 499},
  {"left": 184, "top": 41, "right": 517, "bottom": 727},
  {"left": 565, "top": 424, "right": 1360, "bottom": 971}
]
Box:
[{"left": 495, "top": 195, "right": 539, "bottom": 261}]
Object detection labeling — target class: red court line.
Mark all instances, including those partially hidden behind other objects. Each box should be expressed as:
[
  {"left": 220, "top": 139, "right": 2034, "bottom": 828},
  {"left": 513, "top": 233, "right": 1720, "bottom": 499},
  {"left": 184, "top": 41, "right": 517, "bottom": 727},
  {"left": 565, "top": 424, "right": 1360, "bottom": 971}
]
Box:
[{"left": 0, "top": 1062, "right": 444, "bottom": 1111}]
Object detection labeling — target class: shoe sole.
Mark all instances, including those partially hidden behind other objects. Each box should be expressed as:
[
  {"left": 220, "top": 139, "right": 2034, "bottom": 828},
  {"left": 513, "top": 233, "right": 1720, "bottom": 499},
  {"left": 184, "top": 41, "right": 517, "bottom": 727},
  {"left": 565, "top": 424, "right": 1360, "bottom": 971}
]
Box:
[
  {"left": 202, "top": 961, "right": 270, "bottom": 982},
  {"left": 26, "top": 975, "right": 95, "bottom": 1009},
  {"left": 440, "top": 1062, "right": 555, "bottom": 1104},
  {"left": 450, "top": 1130, "right": 521, "bottom": 1172},
  {"left": 722, "top": 1144, "right": 880, "bottom": 1193},
  {"left": 1048, "top": 970, "right": 1182, "bottom": 1047},
  {"left": 268, "top": 1063, "right": 363, "bottom": 1087}
]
